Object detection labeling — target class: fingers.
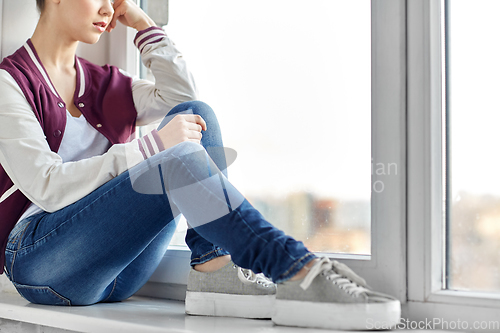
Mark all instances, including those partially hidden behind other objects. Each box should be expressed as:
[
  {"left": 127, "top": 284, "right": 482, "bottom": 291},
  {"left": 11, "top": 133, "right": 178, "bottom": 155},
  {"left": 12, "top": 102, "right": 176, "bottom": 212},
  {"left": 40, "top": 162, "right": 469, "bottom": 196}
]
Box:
[
  {"left": 180, "top": 115, "right": 205, "bottom": 142},
  {"left": 106, "top": 0, "right": 130, "bottom": 32},
  {"left": 156, "top": 114, "right": 208, "bottom": 149},
  {"left": 106, "top": 0, "right": 156, "bottom": 32},
  {"left": 191, "top": 115, "right": 208, "bottom": 131},
  {"left": 185, "top": 130, "right": 203, "bottom": 141},
  {"left": 198, "top": 116, "right": 208, "bottom": 131},
  {"left": 107, "top": 4, "right": 123, "bottom": 32},
  {"left": 177, "top": 114, "right": 207, "bottom": 131},
  {"left": 185, "top": 121, "right": 204, "bottom": 133},
  {"left": 112, "top": 0, "right": 126, "bottom": 6}
]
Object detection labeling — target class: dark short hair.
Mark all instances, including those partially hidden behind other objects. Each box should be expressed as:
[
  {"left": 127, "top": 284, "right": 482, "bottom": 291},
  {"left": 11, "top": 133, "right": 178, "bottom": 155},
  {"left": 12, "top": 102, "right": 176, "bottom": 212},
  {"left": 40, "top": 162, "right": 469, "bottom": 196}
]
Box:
[{"left": 36, "top": 0, "right": 45, "bottom": 13}]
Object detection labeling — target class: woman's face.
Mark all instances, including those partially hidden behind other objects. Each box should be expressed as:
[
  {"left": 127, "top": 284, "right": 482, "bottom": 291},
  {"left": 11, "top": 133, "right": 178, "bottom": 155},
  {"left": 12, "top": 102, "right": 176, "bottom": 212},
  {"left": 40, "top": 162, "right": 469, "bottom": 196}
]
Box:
[{"left": 54, "top": 0, "right": 114, "bottom": 44}]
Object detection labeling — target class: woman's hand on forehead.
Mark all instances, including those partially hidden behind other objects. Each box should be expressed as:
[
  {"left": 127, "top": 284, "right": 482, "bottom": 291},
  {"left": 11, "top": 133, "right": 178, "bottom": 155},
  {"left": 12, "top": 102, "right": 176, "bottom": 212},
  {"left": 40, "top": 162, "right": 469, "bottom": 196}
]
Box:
[{"left": 107, "top": 0, "right": 156, "bottom": 33}]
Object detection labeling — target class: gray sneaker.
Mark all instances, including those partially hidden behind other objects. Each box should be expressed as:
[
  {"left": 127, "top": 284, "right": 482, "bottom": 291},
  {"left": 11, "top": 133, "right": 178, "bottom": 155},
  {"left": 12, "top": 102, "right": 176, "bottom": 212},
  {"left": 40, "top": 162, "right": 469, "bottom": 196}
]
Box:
[
  {"left": 273, "top": 257, "right": 401, "bottom": 330},
  {"left": 185, "top": 261, "right": 276, "bottom": 318}
]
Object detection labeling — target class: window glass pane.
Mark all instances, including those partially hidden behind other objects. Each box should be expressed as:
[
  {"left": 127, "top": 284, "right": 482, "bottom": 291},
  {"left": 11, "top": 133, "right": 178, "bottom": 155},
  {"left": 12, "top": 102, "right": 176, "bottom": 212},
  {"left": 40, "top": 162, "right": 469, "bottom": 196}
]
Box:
[
  {"left": 151, "top": 0, "right": 371, "bottom": 254},
  {"left": 447, "top": 0, "right": 500, "bottom": 292}
]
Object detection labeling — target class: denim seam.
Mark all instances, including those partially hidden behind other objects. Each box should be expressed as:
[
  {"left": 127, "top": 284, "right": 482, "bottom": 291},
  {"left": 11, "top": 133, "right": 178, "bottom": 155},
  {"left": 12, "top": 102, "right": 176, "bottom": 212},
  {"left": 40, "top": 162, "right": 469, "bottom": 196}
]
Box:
[
  {"left": 13, "top": 283, "right": 72, "bottom": 306},
  {"left": 101, "top": 278, "right": 118, "bottom": 303},
  {"left": 277, "top": 253, "right": 316, "bottom": 282},
  {"left": 14, "top": 175, "right": 133, "bottom": 252},
  {"left": 9, "top": 221, "right": 31, "bottom": 282},
  {"left": 233, "top": 207, "right": 298, "bottom": 262},
  {"left": 7, "top": 219, "right": 31, "bottom": 246},
  {"left": 191, "top": 249, "right": 218, "bottom": 262},
  {"left": 169, "top": 152, "right": 231, "bottom": 211}
]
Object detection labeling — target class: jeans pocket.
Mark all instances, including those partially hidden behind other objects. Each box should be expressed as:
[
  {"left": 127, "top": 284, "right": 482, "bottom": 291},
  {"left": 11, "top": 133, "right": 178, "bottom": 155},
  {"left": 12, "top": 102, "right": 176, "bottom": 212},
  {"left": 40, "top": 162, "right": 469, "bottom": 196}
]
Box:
[
  {"left": 7, "top": 219, "right": 31, "bottom": 250},
  {"left": 13, "top": 283, "right": 71, "bottom": 306}
]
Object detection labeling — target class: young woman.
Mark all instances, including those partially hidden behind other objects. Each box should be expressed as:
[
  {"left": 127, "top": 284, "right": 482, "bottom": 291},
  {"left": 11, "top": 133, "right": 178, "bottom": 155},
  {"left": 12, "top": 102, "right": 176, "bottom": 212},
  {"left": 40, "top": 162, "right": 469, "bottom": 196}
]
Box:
[{"left": 0, "top": 0, "right": 400, "bottom": 330}]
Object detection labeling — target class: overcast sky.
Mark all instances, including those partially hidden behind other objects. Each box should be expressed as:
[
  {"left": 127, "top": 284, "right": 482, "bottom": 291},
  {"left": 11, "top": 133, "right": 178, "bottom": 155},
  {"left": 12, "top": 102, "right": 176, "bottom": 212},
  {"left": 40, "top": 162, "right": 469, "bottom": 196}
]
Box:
[
  {"left": 448, "top": 0, "right": 500, "bottom": 198},
  {"left": 166, "top": 0, "right": 372, "bottom": 201}
]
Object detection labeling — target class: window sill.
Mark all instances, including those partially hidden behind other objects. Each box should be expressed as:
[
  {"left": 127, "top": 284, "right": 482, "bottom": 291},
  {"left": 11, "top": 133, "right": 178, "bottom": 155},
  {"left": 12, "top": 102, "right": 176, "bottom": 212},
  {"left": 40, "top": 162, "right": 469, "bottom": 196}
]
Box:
[
  {"left": 1, "top": 291, "right": 301, "bottom": 333},
  {"left": 0, "top": 290, "right": 456, "bottom": 333},
  {"left": 0, "top": 291, "right": 187, "bottom": 333}
]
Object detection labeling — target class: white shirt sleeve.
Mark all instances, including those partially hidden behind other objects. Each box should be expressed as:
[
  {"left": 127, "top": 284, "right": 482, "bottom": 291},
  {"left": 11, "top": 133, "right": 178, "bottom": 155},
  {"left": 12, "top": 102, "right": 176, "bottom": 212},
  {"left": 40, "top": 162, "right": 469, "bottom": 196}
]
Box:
[
  {"left": 0, "top": 70, "right": 158, "bottom": 212},
  {"left": 132, "top": 27, "right": 198, "bottom": 126}
]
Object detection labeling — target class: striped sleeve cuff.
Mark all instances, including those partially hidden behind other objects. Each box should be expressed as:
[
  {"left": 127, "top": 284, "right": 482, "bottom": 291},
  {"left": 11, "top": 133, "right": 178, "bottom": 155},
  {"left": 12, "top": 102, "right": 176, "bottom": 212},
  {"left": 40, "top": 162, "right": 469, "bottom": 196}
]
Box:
[
  {"left": 137, "top": 130, "right": 165, "bottom": 160},
  {"left": 134, "top": 26, "right": 167, "bottom": 53}
]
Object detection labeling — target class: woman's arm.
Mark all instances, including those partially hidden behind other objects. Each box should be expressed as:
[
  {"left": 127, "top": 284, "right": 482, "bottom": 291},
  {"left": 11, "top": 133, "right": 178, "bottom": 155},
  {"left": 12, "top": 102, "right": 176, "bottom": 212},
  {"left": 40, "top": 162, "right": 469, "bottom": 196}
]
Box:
[
  {"left": 110, "top": 0, "right": 198, "bottom": 126},
  {"left": 132, "top": 27, "right": 198, "bottom": 126},
  {"left": 0, "top": 70, "right": 162, "bottom": 212}
]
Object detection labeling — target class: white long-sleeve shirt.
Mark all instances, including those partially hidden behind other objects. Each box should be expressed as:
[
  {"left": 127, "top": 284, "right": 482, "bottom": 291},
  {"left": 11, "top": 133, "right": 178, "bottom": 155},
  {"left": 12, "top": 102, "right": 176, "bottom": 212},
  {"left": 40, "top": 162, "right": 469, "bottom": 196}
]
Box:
[{"left": 0, "top": 26, "right": 198, "bottom": 215}]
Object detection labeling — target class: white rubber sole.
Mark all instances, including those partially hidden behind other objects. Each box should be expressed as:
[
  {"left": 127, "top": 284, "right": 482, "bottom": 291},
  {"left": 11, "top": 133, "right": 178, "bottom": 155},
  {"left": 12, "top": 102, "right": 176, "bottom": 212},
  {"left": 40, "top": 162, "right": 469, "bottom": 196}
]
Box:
[
  {"left": 185, "top": 291, "right": 275, "bottom": 319},
  {"left": 272, "top": 299, "right": 401, "bottom": 331}
]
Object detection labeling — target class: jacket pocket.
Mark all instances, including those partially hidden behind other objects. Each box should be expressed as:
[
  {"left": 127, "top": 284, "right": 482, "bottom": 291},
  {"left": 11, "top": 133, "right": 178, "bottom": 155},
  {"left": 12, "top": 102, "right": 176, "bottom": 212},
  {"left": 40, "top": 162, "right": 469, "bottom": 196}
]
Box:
[{"left": 13, "top": 283, "right": 71, "bottom": 306}]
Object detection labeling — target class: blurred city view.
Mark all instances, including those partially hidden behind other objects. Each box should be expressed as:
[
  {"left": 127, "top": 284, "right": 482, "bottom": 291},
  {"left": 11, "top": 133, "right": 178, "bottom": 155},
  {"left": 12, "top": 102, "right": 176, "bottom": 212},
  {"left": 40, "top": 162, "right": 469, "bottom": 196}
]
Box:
[
  {"left": 449, "top": 192, "right": 500, "bottom": 292},
  {"left": 248, "top": 193, "right": 370, "bottom": 254},
  {"left": 170, "top": 192, "right": 371, "bottom": 255},
  {"left": 169, "top": 193, "right": 371, "bottom": 255}
]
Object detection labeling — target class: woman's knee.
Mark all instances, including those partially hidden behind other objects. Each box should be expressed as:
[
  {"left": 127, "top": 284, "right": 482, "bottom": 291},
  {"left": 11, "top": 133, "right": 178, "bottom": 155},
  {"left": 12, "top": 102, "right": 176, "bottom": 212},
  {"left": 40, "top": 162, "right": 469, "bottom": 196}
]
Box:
[
  {"left": 158, "top": 142, "right": 215, "bottom": 187},
  {"left": 170, "top": 100, "right": 217, "bottom": 122},
  {"left": 159, "top": 141, "right": 209, "bottom": 173},
  {"left": 164, "top": 141, "right": 206, "bottom": 158},
  {"left": 159, "top": 101, "right": 217, "bottom": 132}
]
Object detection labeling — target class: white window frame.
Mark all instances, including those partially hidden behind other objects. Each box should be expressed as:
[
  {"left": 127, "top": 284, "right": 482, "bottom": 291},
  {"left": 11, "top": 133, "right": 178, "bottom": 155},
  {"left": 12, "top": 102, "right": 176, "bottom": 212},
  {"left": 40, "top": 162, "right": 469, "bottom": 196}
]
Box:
[
  {"left": 108, "top": 24, "right": 140, "bottom": 78},
  {"left": 111, "top": 0, "right": 409, "bottom": 302},
  {"left": 406, "top": 0, "right": 500, "bottom": 326},
  {"left": 344, "top": 0, "right": 407, "bottom": 301}
]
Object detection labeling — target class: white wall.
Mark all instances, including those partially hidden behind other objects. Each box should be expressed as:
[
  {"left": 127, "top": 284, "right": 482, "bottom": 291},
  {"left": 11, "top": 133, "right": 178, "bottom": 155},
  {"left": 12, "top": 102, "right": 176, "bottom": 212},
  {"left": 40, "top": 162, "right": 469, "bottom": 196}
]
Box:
[
  {"left": 1, "top": 0, "right": 109, "bottom": 65},
  {"left": 77, "top": 33, "right": 110, "bottom": 66},
  {"left": 1, "top": 0, "right": 39, "bottom": 59}
]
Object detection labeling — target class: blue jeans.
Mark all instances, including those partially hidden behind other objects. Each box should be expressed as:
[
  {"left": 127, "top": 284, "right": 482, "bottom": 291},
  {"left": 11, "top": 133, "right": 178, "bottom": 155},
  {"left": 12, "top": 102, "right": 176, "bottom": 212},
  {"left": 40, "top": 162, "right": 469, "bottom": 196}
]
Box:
[{"left": 3, "top": 101, "right": 315, "bottom": 306}]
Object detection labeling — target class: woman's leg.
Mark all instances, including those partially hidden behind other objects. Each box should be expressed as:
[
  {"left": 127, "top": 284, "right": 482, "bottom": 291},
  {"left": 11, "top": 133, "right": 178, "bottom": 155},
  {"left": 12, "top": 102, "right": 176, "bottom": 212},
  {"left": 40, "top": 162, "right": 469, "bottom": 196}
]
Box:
[
  {"left": 4, "top": 100, "right": 312, "bottom": 305},
  {"left": 157, "top": 101, "right": 315, "bottom": 280},
  {"left": 158, "top": 101, "right": 231, "bottom": 266},
  {"left": 101, "top": 101, "right": 234, "bottom": 302},
  {"left": 105, "top": 101, "right": 235, "bottom": 301},
  {"left": 3, "top": 101, "right": 231, "bottom": 306},
  {"left": 3, "top": 163, "right": 182, "bottom": 305},
  {"left": 4, "top": 138, "right": 311, "bottom": 305},
  {"left": 146, "top": 140, "right": 315, "bottom": 282},
  {"left": 157, "top": 103, "right": 400, "bottom": 330},
  {"left": 99, "top": 218, "right": 179, "bottom": 302}
]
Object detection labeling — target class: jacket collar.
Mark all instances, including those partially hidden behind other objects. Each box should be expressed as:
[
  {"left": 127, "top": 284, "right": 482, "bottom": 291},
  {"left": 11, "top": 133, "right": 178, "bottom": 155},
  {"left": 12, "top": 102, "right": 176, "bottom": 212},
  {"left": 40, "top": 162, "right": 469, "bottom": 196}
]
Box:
[{"left": 24, "top": 39, "right": 87, "bottom": 101}]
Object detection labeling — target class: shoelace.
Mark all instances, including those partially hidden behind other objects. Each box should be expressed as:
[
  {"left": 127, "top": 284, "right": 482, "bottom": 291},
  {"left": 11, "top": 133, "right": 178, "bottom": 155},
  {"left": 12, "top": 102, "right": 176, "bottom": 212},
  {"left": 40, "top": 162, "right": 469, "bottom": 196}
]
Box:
[
  {"left": 236, "top": 266, "right": 275, "bottom": 288},
  {"left": 299, "top": 257, "right": 370, "bottom": 297}
]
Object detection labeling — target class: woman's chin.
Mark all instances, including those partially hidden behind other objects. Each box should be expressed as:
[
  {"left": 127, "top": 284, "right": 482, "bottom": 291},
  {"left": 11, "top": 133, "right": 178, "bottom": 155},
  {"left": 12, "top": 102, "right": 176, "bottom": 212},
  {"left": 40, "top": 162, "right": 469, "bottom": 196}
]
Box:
[{"left": 81, "top": 35, "right": 103, "bottom": 45}]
